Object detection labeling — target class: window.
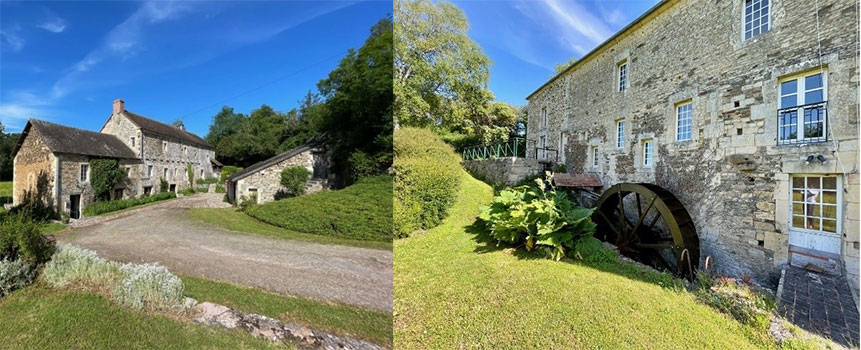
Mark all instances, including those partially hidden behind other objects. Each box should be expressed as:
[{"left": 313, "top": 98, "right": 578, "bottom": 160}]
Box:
[
  {"left": 541, "top": 107, "right": 547, "bottom": 130},
  {"left": 791, "top": 176, "right": 839, "bottom": 234},
  {"left": 130, "top": 137, "right": 136, "bottom": 147},
  {"left": 618, "top": 61, "right": 628, "bottom": 92},
  {"left": 743, "top": 0, "right": 769, "bottom": 40},
  {"left": 124, "top": 167, "right": 131, "bottom": 177},
  {"left": 592, "top": 147, "right": 599, "bottom": 168},
  {"left": 147, "top": 165, "right": 153, "bottom": 177},
  {"left": 143, "top": 186, "right": 152, "bottom": 196},
  {"left": 616, "top": 120, "right": 625, "bottom": 149},
  {"left": 778, "top": 71, "right": 827, "bottom": 145},
  {"left": 643, "top": 140, "right": 653, "bottom": 167},
  {"left": 80, "top": 164, "right": 89, "bottom": 182},
  {"left": 164, "top": 168, "right": 168, "bottom": 179},
  {"left": 676, "top": 102, "right": 692, "bottom": 141},
  {"left": 163, "top": 141, "right": 168, "bottom": 152},
  {"left": 200, "top": 169, "right": 204, "bottom": 178},
  {"left": 183, "top": 146, "right": 188, "bottom": 155}
]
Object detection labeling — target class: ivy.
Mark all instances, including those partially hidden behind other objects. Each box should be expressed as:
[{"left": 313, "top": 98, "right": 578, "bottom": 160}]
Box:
[
  {"left": 89, "top": 159, "right": 124, "bottom": 202},
  {"left": 186, "top": 164, "right": 194, "bottom": 187}
]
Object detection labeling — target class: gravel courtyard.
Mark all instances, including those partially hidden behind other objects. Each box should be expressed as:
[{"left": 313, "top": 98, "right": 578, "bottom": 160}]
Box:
[{"left": 58, "top": 193, "right": 393, "bottom": 312}]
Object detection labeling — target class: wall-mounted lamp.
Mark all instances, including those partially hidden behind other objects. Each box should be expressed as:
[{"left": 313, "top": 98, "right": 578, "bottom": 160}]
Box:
[
  {"left": 817, "top": 155, "right": 827, "bottom": 164},
  {"left": 806, "top": 155, "right": 815, "bottom": 165}
]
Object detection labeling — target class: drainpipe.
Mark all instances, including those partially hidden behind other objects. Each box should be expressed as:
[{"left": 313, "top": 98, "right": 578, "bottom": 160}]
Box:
[{"left": 54, "top": 154, "right": 61, "bottom": 215}]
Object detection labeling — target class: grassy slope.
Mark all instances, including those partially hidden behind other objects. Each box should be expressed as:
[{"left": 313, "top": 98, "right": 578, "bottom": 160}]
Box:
[
  {"left": 394, "top": 171, "right": 774, "bottom": 349},
  {"left": 0, "top": 284, "right": 289, "bottom": 350},
  {"left": 186, "top": 209, "right": 391, "bottom": 250},
  {"left": 0, "top": 181, "right": 10, "bottom": 197},
  {"left": 245, "top": 176, "right": 392, "bottom": 242},
  {"left": 181, "top": 275, "right": 392, "bottom": 347}
]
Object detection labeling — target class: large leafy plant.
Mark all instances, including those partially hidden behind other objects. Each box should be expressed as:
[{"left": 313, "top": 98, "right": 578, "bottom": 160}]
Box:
[{"left": 478, "top": 173, "right": 596, "bottom": 260}]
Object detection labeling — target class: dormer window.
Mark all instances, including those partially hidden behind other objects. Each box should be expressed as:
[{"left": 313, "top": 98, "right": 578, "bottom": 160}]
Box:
[{"left": 743, "top": 0, "right": 769, "bottom": 40}]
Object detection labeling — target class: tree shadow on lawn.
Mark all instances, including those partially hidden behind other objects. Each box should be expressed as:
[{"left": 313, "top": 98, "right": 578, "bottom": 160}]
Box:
[{"left": 464, "top": 220, "right": 685, "bottom": 291}]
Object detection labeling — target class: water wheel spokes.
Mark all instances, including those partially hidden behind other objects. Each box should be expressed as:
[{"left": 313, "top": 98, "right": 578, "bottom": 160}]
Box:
[{"left": 591, "top": 183, "right": 699, "bottom": 279}]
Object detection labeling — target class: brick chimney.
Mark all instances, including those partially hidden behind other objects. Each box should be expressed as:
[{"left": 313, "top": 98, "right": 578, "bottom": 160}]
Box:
[{"left": 113, "top": 99, "right": 124, "bottom": 115}]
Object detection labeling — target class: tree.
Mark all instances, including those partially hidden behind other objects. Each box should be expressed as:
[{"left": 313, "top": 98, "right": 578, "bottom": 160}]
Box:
[
  {"left": 394, "top": 0, "right": 491, "bottom": 128},
  {"left": 555, "top": 57, "right": 578, "bottom": 74},
  {"left": 0, "top": 122, "right": 18, "bottom": 181}
]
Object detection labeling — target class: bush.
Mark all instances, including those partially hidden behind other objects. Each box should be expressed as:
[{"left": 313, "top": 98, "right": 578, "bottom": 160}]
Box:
[
  {"left": 90, "top": 159, "right": 124, "bottom": 201},
  {"left": 347, "top": 150, "right": 381, "bottom": 183},
  {"left": 215, "top": 184, "right": 225, "bottom": 193},
  {"left": 197, "top": 177, "right": 219, "bottom": 185},
  {"left": 159, "top": 178, "right": 169, "bottom": 193},
  {"left": 186, "top": 164, "right": 194, "bottom": 188},
  {"left": 393, "top": 127, "right": 462, "bottom": 237},
  {"left": 4, "top": 195, "right": 57, "bottom": 222},
  {"left": 220, "top": 166, "right": 244, "bottom": 183},
  {"left": 43, "top": 245, "right": 185, "bottom": 311},
  {"left": 246, "top": 176, "right": 392, "bottom": 241},
  {"left": 82, "top": 192, "right": 176, "bottom": 216},
  {"left": 238, "top": 193, "right": 258, "bottom": 211},
  {"left": 280, "top": 166, "right": 311, "bottom": 196},
  {"left": 178, "top": 188, "right": 196, "bottom": 196},
  {"left": 0, "top": 258, "right": 37, "bottom": 297},
  {"left": 478, "top": 173, "right": 596, "bottom": 261},
  {"left": 0, "top": 214, "right": 56, "bottom": 265}
]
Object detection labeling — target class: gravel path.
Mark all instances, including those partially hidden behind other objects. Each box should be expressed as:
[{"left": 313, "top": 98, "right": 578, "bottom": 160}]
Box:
[{"left": 58, "top": 194, "right": 393, "bottom": 312}]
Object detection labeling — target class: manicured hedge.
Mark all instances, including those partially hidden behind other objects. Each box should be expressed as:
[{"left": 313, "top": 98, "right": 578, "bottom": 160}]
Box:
[
  {"left": 245, "top": 176, "right": 392, "bottom": 241},
  {"left": 82, "top": 192, "right": 176, "bottom": 217},
  {"left": 393, "top": 127, "right": 461, "bottom": 237}
]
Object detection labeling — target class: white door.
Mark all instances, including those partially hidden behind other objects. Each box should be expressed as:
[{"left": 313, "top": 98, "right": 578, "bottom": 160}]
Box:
[{"left": 788, "top": 175, "right": 842, "bottom": 254}]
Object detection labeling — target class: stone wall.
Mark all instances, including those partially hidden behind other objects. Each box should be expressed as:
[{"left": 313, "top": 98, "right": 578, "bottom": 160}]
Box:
[
  {"left": 12, "top": 128, "right": 56, "bottom": 207},
  {"left": 527, "top": 0, "right": 859, "bottom": 289},
  {"left": 462, "top": 157, "right": 543, "bottom": 187},
  {"left": 235, "top": 148, "right": 327, "bottom": 204}
]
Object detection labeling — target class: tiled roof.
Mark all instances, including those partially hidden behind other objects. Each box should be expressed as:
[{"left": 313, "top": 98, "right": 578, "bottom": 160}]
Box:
[
  {"left": 122, "top": 110, "right": 213, "bottom": 150},
  {"left": 12, "top": 119, "right": 138, "bottom": 159},
  {"left": 554, "top": 173, "right": 603, "bottom": 187}
]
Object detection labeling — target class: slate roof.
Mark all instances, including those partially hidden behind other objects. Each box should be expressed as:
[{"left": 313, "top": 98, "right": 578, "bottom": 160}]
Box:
[
  {"left": 12, "top": 119, "right": 138, "bottom": 159},
  {"left": 121, "top": 110, "right": 213, "bottom": 150},
  {"left": 553, "top": 173, "right": 603, "bottom": 188}
]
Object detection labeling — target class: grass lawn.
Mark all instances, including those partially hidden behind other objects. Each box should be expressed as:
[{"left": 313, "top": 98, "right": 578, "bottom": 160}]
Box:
[
  {"left": 186, "top": 208, "right": 392, "bottom": 250},
  {"left": 0, "top": 283, "right": 289, "bottom": 349},
  {"left": 0, "top": 181, "right": 10, "bottom": 212},
  {"left": 181, "top": 275, "right": 392, "bottom": 347},
  {"left": 41, "top": 222, "right": 67, "bottom": 234},
  {"left": 245, "top": 176, "right": 392, "bottom": 242},
  {"left": 394, "top": 171, "right": 803, "bottom": 349}
]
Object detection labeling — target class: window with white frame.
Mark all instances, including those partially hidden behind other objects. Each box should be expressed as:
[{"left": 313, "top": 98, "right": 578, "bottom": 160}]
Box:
[
  {"left": 642, "top": 140, "right": 653, "bottom": 167},
  {"left": 147, "top": 165, "right": 153, "bottom": 177},
  {"left": 163, "top": 168, "right": 168, "bottom": 179},
  {"left": 791, "top": 175, "right": 839, "bottom": 234},
  {"left": 676, "top": 102, "right": 692, "bottom": 141},
  {"left": 541, "top": 107, "right": 547, "bottom": 130},
  {"left": 743, "top": 0, "right": 769, "bottom": 40},
  {"left": 80, "top": 164, "right": 89, "bottom": 182},
  {"left": 778, "top": 71, "right": 827, "bottom": 145},
  {"left": 616, "top": 120, "right": 625, "bottom": 149},
  {"left": 592, "top": 147, "right": 599, "bottom": 168},
  {"left": 618, "top": 61, "right": 628, "bottom": 92}
]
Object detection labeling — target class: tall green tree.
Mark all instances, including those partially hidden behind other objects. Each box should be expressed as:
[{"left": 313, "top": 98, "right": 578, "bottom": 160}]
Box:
[
  {"left": 0, "top": 122, "right": 19, "bottom": 181},
  {"left": 394, "top": 0, "right": 491, "bottom": 128}
]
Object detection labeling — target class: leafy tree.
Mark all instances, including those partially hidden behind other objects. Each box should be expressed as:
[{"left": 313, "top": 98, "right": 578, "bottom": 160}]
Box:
[
  {"left": 89, "top": 159, "right": 124, "bottom": 201},
  {"left": 0, "top": 122, "right": 19, "bottom": 181},
  {"left": 280, "top": 166, "right": 311, "bottom": 196},
  {"left": 555, "top": 57, "right": 578, "bottom": 74},
  {"left": 394, "top": 0, "right": 491, "bottom": 128}
]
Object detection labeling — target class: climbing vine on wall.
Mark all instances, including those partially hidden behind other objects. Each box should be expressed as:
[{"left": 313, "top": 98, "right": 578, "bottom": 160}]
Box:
[
  {"left": 89, "top": 159, "right": 124, "bottom": 201},
  {"left": 186, "top": 164, "right": 194, "bottom": 187}
]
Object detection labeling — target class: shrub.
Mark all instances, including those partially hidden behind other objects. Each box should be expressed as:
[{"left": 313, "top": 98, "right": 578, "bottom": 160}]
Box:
[
  {"left": 0, "top": 214, "right": 56, "bottom": 265},
  {"left": 43, "top": 245, "right": 185, "bottom": 311},
  {"left": 554, "top": 163, "right": 567, "bottom": 173},
  {"left": 178, "top": 188, "right": 196, "bottom": 196},
  {"left": 82, "top": 192, "right": 176, "bottom": 216},
  {"left": 280, "top": 166, "right": 311, "bottom": 196},
  {"left": 112, "top": 263, "right": 184, "bottom": 311},
  {"left": 238, "top": 193, "right": 258, "bottom": 211},
  {"left": 186, "top": 164, "right": 194, "bottom": 188},
  {"left": 347, "top": 150, "right": 380, "bottom": 183},
  {"left": 159, "top": 178, "right": 169, "bottom": 193},
  {"left": 4, "top": 194, "right": 57, "bottom": 222},
  {"left": 197, "top": 177, "right": 219, "bottom": 185},
  {"left": 0, "top": 258, "right": 37, "bottom": 297},
  {"left": 215, "top": 184, "right": 225, "bottom": 193},
  {"left": 90, "top": 159, "right": 124, "bottom": 201},
  {"left": 220, "top": 166, "right": 244, "bottom": 183},
  {"left": 478, "top": 173, "right": 596, "bottom": 261},
  {"left": 393, "top": 127, "right": 461, "bottom": 237},
  {"left": 246, "top": 176, "right": 392, "bottom": 241}
]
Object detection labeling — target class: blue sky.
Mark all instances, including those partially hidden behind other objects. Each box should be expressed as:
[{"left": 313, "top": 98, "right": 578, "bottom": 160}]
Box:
[
  {"left": 454, "top": 0, "right": 658, "bottom": 106},
  {"left": 0, "top": 0, "right": 390, "bottom": 136}
]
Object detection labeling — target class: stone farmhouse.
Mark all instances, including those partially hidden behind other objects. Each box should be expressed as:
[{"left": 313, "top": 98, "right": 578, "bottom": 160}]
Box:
[
  {"left": 226, "top": 140, "right": 329, "bottom": 205},
  {"left": 526, "top": 0, "right": 859, "bottom": 294},
  {"left": 12, "top": 99, "right": 217, "bottom": 219}
]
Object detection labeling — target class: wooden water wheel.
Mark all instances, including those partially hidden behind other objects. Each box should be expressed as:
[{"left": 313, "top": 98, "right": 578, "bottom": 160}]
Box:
[{"left": 591, "top": 183, "right": 699, "bottom": 279}]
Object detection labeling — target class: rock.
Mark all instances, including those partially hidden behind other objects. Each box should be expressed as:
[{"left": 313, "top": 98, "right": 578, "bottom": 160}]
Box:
[
  {"left": 768, "top": 315, "right": 792, "bottom": 344},
  {"left": 182, "top": 297, "right": 198, "bottom": 309},
  {"left": 194, "top": 302, "right": 241, "bottom": 329}
]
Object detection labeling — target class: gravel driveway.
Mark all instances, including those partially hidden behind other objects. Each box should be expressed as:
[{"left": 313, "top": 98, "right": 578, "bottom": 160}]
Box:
[{"left": 59, "top": 194, "right": 393, "bottom": 312}]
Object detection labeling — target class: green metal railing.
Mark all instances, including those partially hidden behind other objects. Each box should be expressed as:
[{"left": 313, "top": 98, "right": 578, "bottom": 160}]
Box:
[{"left": 461, "top": 138, "right": 526, "bottom": 160}]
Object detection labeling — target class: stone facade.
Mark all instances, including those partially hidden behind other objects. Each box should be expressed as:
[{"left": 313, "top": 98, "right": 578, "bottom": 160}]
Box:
[
  {"left": 12, "top": 127, "right": 56, "bottom": 206},
  {"left": 462, "top": 157, "right": 543, "bottom": 187},
  {"left": 233, "top": 147, "right": 328, "bottom": 204},
  {"left": 527, "top": 0, "right": 859, "bottom": 293}
]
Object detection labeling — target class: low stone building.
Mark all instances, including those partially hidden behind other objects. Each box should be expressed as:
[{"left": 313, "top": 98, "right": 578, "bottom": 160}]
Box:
[
  {"left": 525, "top": 0, "right": 859, "bottom": 297},
  {"left": 226, "top": 141, "right": 329, "bottom": 205},
  {"left": 12, "top": 99, "right": 217, "bottom": 219}
]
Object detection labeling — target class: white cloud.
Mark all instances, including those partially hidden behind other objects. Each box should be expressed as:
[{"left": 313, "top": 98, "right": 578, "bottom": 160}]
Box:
[
  {"left": 542, "top": 0, "right": 613, "bottom": 46},
  {"left": 37, "top": 17, "right": 67, "bottom": 33},
  {"left": 0, "top": 25, "right": 25, "bottom": 52},
  {"left": 600, "top": 8, "right": 626, "bottom": 26}
]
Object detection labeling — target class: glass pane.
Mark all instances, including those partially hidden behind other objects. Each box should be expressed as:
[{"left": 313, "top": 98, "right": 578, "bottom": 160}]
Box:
[
  {"left": 762, "top": 0, "right": 768, "bottom": 6},
  {"left": 807, "top": 218, "right": 820, "bottom": 231},
  {"left": 804, "top": 122, "right": 823, "bottom": 138},
  {"left": 792, "top": 177, "right": 804, "bottom": 189},
  {"left": 808, "top": 177, "right": 821, "bottom": 189},
  {"left": 822, "top": 219, "right": 837, "bottom": 233},
  {"left": 793, "top": 203, "right": 804, "bottom": 215},
  {"left": 753, "top": 2, "right": 759, "bottom": 10},
  {"left": 793, "top": 190, "right": 804, "bottom": 202},
  {"left": 753, "top": 28, "right": 760, "bottom": 37},
  {"left": 822, "top": 205, "right": 837, "bottom": 219},
  {"left": 805, "top": 74, "right": 823, "bottom": 89},
  {"left": 808, "top": 204, "right": 820, "bottom": 217},
  {"left": 745, "top": 32, "right": 752, "bottom": 40},
  {"left": 746, "top": 14, "right": 752, "bottom": 23},
  {"left": 822, "top": 191, "right": 837, "bottom": 204},
  {"left": 823, "top": 177, "right": 836, "bottom": 189},
  {"left": 781, "top": 95, "right": 797, "bottom": 109},
  {"left": 781, "top": 80, "right": 797, "bottom": 95},
  {"left": 762, "top": 22, "right": 769, "bottom": 32},
  {"left": 792, "top": 216, "right": 805, "bottom": 228},
  {"left": 805, "top": 90, "right": 824, "bottom": 104}
]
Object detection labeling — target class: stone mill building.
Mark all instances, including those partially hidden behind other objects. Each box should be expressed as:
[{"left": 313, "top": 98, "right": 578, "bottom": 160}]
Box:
[
  {"left": 525, "top": 0, "right": 859, "bottom": 297},
  {"left": 12, "top": 99, "right": 217, "bottom": 219}
]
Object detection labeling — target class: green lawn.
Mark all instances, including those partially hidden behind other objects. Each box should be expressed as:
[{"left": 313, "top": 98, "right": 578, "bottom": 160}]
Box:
[
  {"left": 0, "top": 283, "right": 289, "bottom": 349},
  {"left": 245, "top": 176, "right": 392, "bottom": 242},
  {"left": 186, "top": 208, "right": 392, "bottom": 250},
  {"left": 0, "top": 181, "right": 10, "bottom": 211},
  {"left": 181, "top": 275, "right": 392, "bottom": 347},
  {"left": 41, "top": 222, "right": 67, "bottom": 234},
  {"left": 394, "top": 171, "right": 797, "bottom": 349}
]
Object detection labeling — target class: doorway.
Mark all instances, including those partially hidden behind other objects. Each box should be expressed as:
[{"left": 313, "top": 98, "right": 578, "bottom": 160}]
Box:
[{"left": 70, "top": 194, "right": 81, "bottom": 219}]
